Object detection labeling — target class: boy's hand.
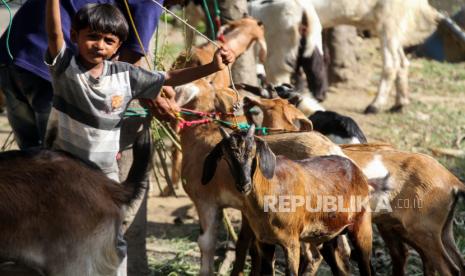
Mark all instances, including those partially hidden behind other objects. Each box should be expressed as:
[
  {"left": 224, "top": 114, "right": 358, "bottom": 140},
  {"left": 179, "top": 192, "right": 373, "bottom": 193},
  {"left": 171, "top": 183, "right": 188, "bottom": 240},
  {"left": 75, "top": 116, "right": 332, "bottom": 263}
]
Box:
[
  {"left": 212, "top": 45, "right": 235, "bottom": 71},
  {"left": 151, "top": 86, "right": 180, "bottom": 121}
]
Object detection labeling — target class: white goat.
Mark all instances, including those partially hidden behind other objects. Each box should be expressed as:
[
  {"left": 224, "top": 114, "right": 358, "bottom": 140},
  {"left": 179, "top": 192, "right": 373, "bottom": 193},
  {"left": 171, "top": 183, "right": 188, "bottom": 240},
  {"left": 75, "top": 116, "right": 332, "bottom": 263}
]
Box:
[
  {"left": 249, "top": 0, "right": 452, "bottom": 113},
  {"left": 248, "top": 0, "right": 323, "bottom": 86}
]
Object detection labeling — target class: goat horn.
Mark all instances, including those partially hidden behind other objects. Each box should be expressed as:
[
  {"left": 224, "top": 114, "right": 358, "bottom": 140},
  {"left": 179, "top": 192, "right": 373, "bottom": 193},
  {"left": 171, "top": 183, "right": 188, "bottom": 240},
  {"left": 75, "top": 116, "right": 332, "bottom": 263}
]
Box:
[
  {"left": 247, "top": 124, "right": 255, "bottom": 137},
  {"left": 219, "top": 127, "right": 230, "bottom": 139}
]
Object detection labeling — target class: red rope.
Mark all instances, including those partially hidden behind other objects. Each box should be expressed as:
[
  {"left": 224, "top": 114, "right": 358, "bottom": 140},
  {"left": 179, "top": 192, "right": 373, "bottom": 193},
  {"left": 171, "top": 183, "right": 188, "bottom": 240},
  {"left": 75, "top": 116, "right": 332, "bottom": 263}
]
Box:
[
  {"left": 178, "top": 118, "right": 213, "bottom": 130},
  {"left": 215, "top": 17, "right": 226, "bottom": 43},
  {"left": 180, "top": 108, "right": 234, "bottom": 117}
]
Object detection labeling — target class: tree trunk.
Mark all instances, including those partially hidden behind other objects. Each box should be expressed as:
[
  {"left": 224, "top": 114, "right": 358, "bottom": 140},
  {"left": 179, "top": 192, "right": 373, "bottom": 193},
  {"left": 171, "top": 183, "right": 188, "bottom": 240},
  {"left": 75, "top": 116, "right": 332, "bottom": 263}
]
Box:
[
  {"left": 325, "top": 25, "right": 360, "bottom": 85},
  {"left": 219, "top": 0, "right": 258, "bottom": 86}
]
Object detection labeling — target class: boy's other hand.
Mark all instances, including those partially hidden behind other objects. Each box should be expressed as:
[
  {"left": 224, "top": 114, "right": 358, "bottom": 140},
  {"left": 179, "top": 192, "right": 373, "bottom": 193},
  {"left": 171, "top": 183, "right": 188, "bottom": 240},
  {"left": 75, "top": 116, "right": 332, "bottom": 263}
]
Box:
[
  {"left": 212, "top": 45, "right": 235, "bottom": 70},
  {"left": 151, "top": 86, "right": 180, "bottom": 121}
]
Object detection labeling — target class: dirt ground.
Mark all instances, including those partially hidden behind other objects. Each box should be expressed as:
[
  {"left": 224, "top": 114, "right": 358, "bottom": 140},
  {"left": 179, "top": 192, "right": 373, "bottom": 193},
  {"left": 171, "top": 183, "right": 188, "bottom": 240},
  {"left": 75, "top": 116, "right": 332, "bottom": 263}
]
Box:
[
  {"left": 143, "top": 26, "right": 465, "bottom": 274},
  {"left": 144, "top": 29, "right": 465, "bottom": 274}
]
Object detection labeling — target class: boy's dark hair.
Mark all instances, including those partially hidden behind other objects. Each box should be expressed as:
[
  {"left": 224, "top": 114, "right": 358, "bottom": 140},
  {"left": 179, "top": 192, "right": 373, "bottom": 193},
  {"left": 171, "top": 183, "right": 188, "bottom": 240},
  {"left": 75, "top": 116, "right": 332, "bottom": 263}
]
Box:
[{"left": 72, "top": 3, "right": 129, "bottom": 41}]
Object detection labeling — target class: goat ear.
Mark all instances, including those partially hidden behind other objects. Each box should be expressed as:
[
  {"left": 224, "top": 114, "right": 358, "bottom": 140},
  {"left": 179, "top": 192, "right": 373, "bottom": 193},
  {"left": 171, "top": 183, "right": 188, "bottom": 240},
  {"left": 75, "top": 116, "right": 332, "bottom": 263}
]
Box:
[
  {"left": 244, "top": 97, "right": 264, "bottom": 127},
  {"left": 255, "top": 138, "right": 276, "bottom": 179},
  {"left": 201, "top": 142, "right": 223, "bottom": 185},
  {"left": 243, "top": 96, "right": 261, "bottom": 107}
]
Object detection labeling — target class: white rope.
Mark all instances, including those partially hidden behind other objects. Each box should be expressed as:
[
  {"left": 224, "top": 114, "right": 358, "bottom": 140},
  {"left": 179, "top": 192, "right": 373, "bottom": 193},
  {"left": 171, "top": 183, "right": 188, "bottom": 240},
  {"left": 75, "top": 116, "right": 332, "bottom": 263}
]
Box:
[
  {"left": 151, "top": 0, "right": 220, "bottom": 48},
  {"left": 150, "top": 0, "right": 241, "bottom": 111}
]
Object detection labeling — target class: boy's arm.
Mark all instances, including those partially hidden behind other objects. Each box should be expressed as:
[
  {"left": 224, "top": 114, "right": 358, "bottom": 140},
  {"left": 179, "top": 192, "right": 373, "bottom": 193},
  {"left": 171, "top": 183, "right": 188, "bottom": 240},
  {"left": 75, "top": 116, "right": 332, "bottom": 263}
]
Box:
[
  {"left": 46, "top": 0, "right": 64, "bottom": 59},
  {"left": 163, "top": 46, "right": 235, "bottom": 87},
  {"left": 163, "top": 63, "right": 219, "bottom": 87}
]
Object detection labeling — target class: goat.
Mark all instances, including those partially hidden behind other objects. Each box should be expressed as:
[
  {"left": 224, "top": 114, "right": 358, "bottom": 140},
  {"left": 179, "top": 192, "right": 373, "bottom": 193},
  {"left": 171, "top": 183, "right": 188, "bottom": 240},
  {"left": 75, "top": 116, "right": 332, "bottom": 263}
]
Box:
[
  {"left": 242, "top": 83, "right": 367, "bottom": 145},
  {"left": 174, "top": 79, "right": 344, "bottom": 275},
  {"left": 309, "top": 111, "right": 367, "bottom": 144},
  {"left": 171, "top": 16, "right": 267, "bottom": 88},
  {"left": 248, "top": 0, "right": 462, "bottom": 113},
  {"left": 0, "top": 127, "right": 151, "bottom": 276},
  {"left": 273, "top": 83, "right": 325, "bottom": 116},
  {"left": 183, "top": 0, "right": 328, "bottom": 100},
  {"left": 274, "top": 84, "right": 368, "bottom": 144},
  {"left": 230, "top": 96, "right": 465, "bottom": 275},
  {"left": 202, "top": 126, "right": 373, "bottom": 276},
  {"left": 168, "top": 17, "right": 267, "bottom": 195},
  {"left": 342, "top": 144, "right": 465, "bottom": 276},
  {"left": 248, "top": 0, "right": 325, "bottom": 100}
]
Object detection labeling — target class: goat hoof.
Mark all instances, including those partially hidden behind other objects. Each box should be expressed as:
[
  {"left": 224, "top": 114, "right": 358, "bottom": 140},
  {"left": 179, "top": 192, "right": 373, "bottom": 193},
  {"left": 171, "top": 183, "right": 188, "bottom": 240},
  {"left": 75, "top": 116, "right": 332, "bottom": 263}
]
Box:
[
  {"left": 159, "top": 186, "right": 176, "bottom": 197},
  {"left": 314, "top": 93, "right": 327, "bottom": 103},
  {"left": 364, "top": 105, "right": 379, "bottom": 114},
  {"left": 389, "top": 105, "right": 404, "bottom": 113}
]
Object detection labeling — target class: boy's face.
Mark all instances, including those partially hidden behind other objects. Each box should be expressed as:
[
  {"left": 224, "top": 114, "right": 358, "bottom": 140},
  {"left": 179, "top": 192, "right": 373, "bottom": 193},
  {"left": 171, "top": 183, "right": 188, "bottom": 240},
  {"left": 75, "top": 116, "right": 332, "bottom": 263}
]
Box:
[{"left": 71, "top": 27, "right": 122, "bottom": 67}]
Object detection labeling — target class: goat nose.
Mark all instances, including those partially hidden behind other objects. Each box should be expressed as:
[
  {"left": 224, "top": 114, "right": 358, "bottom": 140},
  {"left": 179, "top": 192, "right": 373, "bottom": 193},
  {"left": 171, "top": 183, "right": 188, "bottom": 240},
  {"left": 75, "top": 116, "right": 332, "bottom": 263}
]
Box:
[{"left": 242, "top": 183, "right": 252, "bottom": 195}]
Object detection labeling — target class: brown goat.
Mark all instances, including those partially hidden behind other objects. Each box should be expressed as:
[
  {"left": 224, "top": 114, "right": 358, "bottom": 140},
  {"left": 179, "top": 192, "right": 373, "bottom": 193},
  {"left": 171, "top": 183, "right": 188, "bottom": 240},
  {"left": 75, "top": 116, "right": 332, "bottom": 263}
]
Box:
[
  {"left": 168, "top": 17, "right": 267, "bottom": 195},
  {"left": 342, "top": 144, "right": 465, "bottom": 276},
  {"left": 233, "top": 99, "right": 465, "bottom": 276},
  {"left": 202, "top": 126, "right": 373, "bottom": 276},
  {"left": 171, "top": 17, "right": 267, "bottom": 88},
  {"left": 175, "top": 80, "right": 344, "bottom": 275},
  {"left": 0, "top": 128, "right": 151, "bottom": 276}
]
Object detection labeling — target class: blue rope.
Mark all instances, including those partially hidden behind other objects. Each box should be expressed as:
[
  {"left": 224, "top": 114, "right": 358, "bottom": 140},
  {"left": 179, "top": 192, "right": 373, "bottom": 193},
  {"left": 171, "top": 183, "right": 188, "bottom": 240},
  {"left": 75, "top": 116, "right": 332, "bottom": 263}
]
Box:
[
  {"left": 219, "top": 121, "right": 269, "bottom": 135},
  {"left": 1, "top": 0, "right": 14, "bottom": 60}
]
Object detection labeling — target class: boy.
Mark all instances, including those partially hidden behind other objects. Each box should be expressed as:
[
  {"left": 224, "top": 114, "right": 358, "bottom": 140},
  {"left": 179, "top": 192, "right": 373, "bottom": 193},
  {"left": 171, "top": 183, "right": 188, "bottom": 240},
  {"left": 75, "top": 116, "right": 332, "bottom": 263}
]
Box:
[
  {"left": 0, "top": 0, "right": 174, "bottom": 150},
  {"left": 45, "top": 2, "right": 234, "bottom": 275},
  {"left": 45, "top": 0, "right": 235, "bottom": 181}
]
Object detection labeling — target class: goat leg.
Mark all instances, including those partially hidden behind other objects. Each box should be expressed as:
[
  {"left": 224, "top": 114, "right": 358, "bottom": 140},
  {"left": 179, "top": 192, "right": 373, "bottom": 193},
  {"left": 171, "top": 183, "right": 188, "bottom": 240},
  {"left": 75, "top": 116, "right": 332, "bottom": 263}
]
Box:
[
  {"left": 231, "top": 216, "right": 255, "bottom": 276},
  {"left": 377, "top": 224, "right": 408, "bottom": 276}
]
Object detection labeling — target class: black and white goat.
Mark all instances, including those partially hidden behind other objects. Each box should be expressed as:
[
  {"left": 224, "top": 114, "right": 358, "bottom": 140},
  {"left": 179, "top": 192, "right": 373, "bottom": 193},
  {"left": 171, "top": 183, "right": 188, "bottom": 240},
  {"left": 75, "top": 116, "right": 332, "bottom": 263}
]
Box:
[
  {"left": 309, "top": 111, "right": 367, "bottom": 144},
  {"left": 0, "top": 129, "right": 151, "bottom": 276}
]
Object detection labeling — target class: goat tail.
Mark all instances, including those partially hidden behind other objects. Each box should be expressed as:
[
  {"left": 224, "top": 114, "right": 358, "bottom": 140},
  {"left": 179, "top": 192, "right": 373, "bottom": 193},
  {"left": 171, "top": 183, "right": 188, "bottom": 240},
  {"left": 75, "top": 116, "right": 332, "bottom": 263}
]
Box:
[
  {"left": 120, "top": 126, "right": 153, "bottom": 206},
  {"left": 445, "top": 181, "right": 465, "bottom": 225},
  {"left": 455, "top": 184, "right": 465, "bottom": 201}
]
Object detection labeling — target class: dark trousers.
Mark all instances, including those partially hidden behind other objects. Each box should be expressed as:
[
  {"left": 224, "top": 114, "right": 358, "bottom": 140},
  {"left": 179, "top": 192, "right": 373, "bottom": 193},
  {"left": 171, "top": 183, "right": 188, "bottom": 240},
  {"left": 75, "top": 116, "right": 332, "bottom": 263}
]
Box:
[{"left": 0, "top": 64, "right": 53, "bottom": 149}]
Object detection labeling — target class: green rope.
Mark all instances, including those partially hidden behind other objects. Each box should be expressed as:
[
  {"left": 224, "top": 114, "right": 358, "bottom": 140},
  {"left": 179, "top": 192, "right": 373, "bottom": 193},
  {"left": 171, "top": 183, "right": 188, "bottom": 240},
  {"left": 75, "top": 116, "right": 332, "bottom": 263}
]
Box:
[
  {"left": 212, "top": 0, "right": 220, "bottom": 20},
  {"left": 127, "top": 107, "right": 148, "bottom": 112},
  {"left": 201, "top": 0, "right": 216, "bottom": 40},
  {"left": 1, "top": 0, "right": 14, "bottom": 60},
  {"left": 215, "top": 120, "right": 269, "bottom": 135},
  {"left": 123, "top": 107, "right": 149, "bottom": 117},
  {"left": 179, "top": 110, "right": 200, "bottom": 116}
]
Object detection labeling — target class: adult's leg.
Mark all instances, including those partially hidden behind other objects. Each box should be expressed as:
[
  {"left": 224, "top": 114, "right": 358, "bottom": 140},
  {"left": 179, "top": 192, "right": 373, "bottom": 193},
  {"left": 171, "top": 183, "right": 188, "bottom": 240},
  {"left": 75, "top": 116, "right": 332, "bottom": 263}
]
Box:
[
  {"left": 0, "top": 64, "right": 53, "bottom": 149},
  {"left": 0, "top": 87, "right": 5, "bottom": 113},
  {"left": 118, "top": 115, "right": 153, "bottom": 276}
]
